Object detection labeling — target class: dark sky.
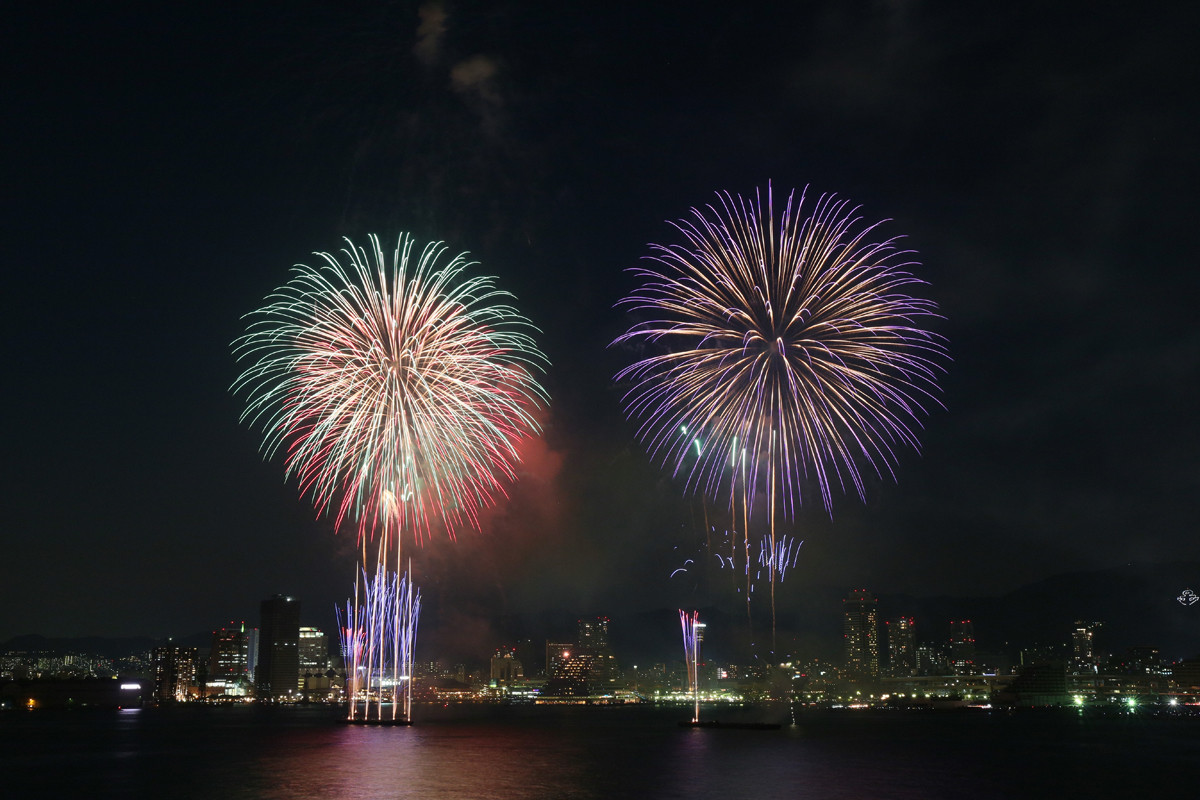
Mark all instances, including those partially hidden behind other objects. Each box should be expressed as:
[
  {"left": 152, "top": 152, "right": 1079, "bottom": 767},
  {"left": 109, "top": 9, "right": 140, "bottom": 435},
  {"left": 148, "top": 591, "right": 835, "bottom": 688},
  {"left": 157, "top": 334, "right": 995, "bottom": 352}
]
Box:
[{"left": 4, "top": 0, "right": 1198, "bottom": 651}]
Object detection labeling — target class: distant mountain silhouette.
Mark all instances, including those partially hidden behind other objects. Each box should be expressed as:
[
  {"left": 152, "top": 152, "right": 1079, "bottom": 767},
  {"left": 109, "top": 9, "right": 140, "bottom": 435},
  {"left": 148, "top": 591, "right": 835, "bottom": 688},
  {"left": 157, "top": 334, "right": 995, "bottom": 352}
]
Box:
[
  {"left": 872, "top": 560, "right": 1200, "bottom": 661},
  {"left": 608, "top": 561, "right": 1200, "bottom": 665}
]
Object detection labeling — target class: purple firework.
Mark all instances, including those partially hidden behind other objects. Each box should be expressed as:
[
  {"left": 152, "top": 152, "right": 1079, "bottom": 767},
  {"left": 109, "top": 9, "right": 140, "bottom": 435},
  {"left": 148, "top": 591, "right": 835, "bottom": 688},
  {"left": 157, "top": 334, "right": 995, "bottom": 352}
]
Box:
[{"left": 615, "top": 185, "right": 947, "bottom": 518}]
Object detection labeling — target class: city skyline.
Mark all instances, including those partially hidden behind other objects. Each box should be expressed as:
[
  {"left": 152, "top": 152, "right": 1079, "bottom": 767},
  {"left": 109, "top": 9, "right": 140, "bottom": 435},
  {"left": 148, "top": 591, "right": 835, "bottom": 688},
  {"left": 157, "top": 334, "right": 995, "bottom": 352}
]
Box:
[
  {"left": 5, "top": 2, "right": 1199, "bottom": 650},
  {"left": 6, "top": 560, "right": 1198, "bottom": 674},
  {"left": 7, "top": 587, "right": 1199, "bottom": 720}
]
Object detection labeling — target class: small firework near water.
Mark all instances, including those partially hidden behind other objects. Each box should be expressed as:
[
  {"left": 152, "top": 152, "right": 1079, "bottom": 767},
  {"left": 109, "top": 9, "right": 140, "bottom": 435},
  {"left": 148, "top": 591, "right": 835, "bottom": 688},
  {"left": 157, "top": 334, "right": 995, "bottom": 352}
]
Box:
[
  {"left": 338, "top": 565, "right": 420, "bottom": 723},
  {"left": 232, "top": 233, "right": 548, "bottom": 552},
  {"left": 680, "top": 610, "right": 703, "bottom": 723}
]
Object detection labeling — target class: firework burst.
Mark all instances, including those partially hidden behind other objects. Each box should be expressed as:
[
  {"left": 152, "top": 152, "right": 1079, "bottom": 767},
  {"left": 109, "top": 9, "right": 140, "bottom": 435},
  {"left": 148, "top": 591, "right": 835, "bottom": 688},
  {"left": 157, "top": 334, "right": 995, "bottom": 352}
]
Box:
[
  {"left": 233, "top": 233, "right": 548, "bottom": 550},
  {"left": 617, "top": 186, "right": 945, "bottom": 640},
  {"left": 615, "top": 185, "right": 946, "bottom": 517}
]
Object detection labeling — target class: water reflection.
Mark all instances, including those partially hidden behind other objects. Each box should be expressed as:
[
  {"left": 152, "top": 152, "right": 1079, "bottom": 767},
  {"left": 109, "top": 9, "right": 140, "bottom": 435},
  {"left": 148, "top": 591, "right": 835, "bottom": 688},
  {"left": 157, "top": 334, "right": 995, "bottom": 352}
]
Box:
[
  {"left": 5, "top": 704, "right": 1198, "bottom": 799},
  {"left": 243, "top": 711, "right": 595, "bottom": 800}
]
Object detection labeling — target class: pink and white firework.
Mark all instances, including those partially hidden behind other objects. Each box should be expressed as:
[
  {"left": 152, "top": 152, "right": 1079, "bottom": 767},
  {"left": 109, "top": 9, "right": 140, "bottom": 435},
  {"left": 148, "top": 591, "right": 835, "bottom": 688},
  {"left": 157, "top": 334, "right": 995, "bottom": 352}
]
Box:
[{"left": 233, "top": 234, "right": 548, "bottom": 549}]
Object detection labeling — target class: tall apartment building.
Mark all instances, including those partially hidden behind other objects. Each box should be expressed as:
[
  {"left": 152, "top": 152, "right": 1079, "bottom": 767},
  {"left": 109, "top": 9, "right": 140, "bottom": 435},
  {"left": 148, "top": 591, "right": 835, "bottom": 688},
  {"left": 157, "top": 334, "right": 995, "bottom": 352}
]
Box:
[
  {"left": 843, "top": 589, "right": 879, "bottom": 678},
  {"left": 206, "top": 622, "right": 249, "bottom": 696},
  {"left": 256, "top": 594, "right": 300, "bottom": 700},
  {"left": 209, "top": 622, "right": 249, "bottom": 680},
  {"left": 949, "top": 619, "right": 977, "bottom": 675},
  {"left": 153, "top": 643, "right": 198, "bottom": 702},
  {"left": 886, "top": 617, "right": 916, "bottom": 677},
  {"left": 1071, "top": 621, "right": 1102, "bottom": 673},
  {"left": 298, "top": 626, "right": 329, "bottom": 688}
]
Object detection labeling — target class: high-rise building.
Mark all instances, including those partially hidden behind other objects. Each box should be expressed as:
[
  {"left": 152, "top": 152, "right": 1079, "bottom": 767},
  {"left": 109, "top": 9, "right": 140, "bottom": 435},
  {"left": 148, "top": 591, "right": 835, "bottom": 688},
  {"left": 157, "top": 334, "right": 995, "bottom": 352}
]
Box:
[
  {"left": 209, "top": 622, "right": 249, "bottom": 680},
  {"left": 542, "top": 651, "right": 601, "bottom": 698},
  {"left": 1071, "top": 621, "right": 1102, "bottom": 673},
  {"left": 298, "top": 627, "right": 329, "bottom": 689},
  {"left": 246, "top": 627, "right": 260, "bottom": 683},
  {"left": 949, "top": 619, "right": 976, "bottom": 675},
  {"left": 490, "top": 647, "right": 523, "bottom": 684},
  {"left": 916, "top": 644, "right": 948, "bottom": 676},
  {"left": 206, "top": 622, "right": 249, "bottom": 697},
  {"left": 843, "top": 589, "right": 879, "bottom": 678},
  {"left": 541, "top": 618, "right": 619, "bottom": 698},
  {"left": 256, "top": 595, "right": 300, "bottom": 700},
  {"left": 546, "top": 641, "right": 574, "bottom": 678},
  {"left": 578, "top": 617, "right": 610, "bottom": 650},
  {"left": 153, "top": 643, "right": 198, "bottom": 702},
  {"left": 578, "top": 617, "right": 619, "bottom": 687},
  {"left": 886, "top": 617, "right": 916, "bottom": 677}
]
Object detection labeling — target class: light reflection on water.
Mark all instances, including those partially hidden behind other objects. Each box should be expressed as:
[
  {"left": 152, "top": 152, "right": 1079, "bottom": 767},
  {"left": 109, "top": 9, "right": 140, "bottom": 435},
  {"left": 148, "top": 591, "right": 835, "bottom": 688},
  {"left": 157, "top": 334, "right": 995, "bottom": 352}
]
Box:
[
  {"left": 3, "top": 704, "right": 1197, "bottom": 799},
  {"left": 246, "top": 714, "right": 595, "bottom": 800}
]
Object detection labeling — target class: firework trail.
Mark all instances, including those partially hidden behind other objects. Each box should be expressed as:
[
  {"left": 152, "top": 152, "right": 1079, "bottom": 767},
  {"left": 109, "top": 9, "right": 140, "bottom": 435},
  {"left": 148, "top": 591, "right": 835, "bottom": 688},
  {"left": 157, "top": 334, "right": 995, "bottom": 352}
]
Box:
[
  {"left": 233, "top": 233, "right": 548, "bottom": 553},
  {"left": 618, "top": 186, "right": 945, "bottom": 638},
  {"left": 673, "top": 532, "right": 772, "bottom": 629},
  {"left": 669, "top": 533, "right": 800, "bottom": 587},
  {"left": 338, "top": 565, "right": 421, "bottom": 721},
  {"left": 680, "top": 610, "right": 702, "bottom": 723},
  {"left": 759, "top": 535, "right": 802, "bottom": 582}
]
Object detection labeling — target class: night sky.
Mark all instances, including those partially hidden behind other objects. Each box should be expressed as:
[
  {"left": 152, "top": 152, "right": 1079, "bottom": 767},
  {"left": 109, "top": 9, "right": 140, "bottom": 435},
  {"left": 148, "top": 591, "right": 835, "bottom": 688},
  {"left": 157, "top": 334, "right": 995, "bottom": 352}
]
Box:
[{"left": 5, "top": 1, "right": 1198, "bottom": 652}]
